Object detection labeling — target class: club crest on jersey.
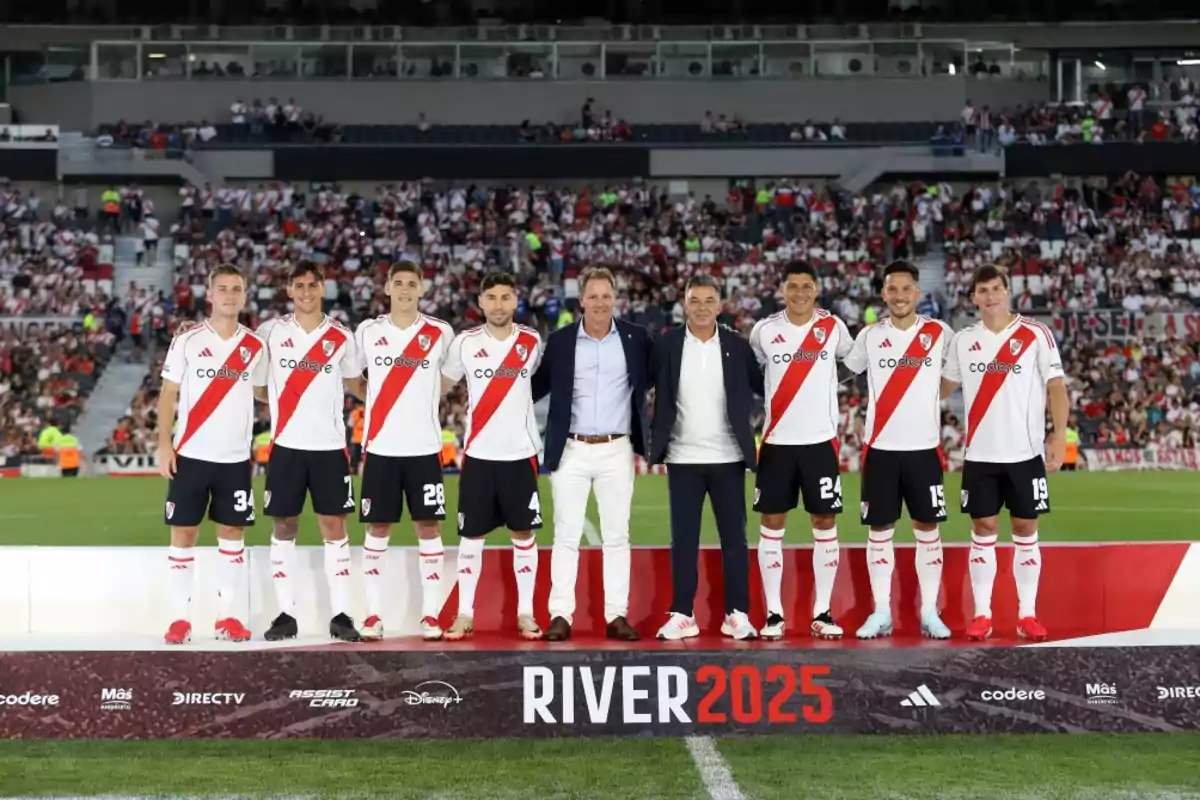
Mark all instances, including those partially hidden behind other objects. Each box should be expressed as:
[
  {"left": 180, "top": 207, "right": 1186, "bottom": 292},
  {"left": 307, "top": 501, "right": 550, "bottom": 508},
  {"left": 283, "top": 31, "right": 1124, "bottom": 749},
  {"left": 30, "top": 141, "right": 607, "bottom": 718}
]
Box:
[
  {"left": 515, "top": 344, "right": 529, "bottom": 362},
  {"left": 1010, "top": 339, "right": 1022, "bottom": 355},
  {"left": 239, "top": 346, "right": 251, "bottom": 363},
  {"left": 418, "top": 334, "right": 431, "bottom": 352},
  {"left": 165, "top": 501, "right": 175, "bottom": 520},
  {"left": 813, "top": 328, "right": 827, "bottom": 345},
  {"left": 361, "top": 498, "right": 371, "bottom": 516},
  {"left": 919, "top": 333, "right": 932, "bottom": 351},
  {"left": 322, "top": 340, "right": 335, "bottom": 357}
]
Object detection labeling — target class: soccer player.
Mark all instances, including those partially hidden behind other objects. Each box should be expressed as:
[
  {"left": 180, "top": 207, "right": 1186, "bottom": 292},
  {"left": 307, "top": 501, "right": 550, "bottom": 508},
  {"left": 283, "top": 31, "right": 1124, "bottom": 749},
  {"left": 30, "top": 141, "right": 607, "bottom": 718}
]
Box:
[
  {"left": 157, "top": 265, "right": 267, "bottom": 645},
  {"left": 748, "top": 260, "right": 854, "bottom": 640},
  {"left": 352, "top": 261, "right": 456, "bottom": 641},
  {"left": 841, "top": 261, "right": 953, "bottom": 640},
  {"left": 440, "top": 271, "right": 545, "bottom": 641},
  {"left": 254, "top": 261, "right": 366, "bottom": 643},
  {"left": 941, "top": 264, "right": 1068, "bottom": 642}
]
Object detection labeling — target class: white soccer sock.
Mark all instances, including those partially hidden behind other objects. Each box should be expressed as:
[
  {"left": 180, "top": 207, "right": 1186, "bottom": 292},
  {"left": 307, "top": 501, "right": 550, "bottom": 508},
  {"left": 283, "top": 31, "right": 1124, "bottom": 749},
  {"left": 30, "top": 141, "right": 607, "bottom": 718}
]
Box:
[
  {"left": 455, "top": 536, "right": 485, "bottom": 618},
  {"left": 812, "top": 528, "right": 840, "bottom": 617},
  {"left": 269, "top": 536, "right": 297, "bottom": 616},
  {"left": 512, "top": 536, "right": 538, "bottom": 618},
  {"left": 216, "top": 538, "right": 245, "bottom": 621},
  {"left": 166, "top": 545, "right": 194, "bottom": 623},
  {"left": 914, "top": 528, "right": 944, "bottom": 614},
  {"left": 362, "top": 533, "right": 389, "bottom": 619},
  {"left": 324, "top": 537, "right": 352, "bottom": 618},
  {"left": 1012, "top": 532, "right": 1042, "bottom": 619},
  {"left": 866, "top": 528, "right": 895, "bottom": 614},
  {"left": 418, "top": 536, "right": 445, "bottom": 620},
  {"left": 968, "top": 531, "right": 998, "bottom": 618},
  {"left": 758, "top": 526, "right": 785, "bottom": 617}
]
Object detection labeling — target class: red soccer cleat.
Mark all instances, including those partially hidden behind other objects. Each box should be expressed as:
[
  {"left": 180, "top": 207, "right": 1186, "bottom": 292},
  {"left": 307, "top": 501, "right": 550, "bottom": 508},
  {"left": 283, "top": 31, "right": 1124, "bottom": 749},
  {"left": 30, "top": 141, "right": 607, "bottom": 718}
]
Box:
[
  {"left": 214, "top": 617, "right": 252, "bottom": 642},
  {"left": 164, "top": 619, "right": 192, "bottom": 645},
  {"left": 964, "top": 615, "right": 993, "bottom": 641},
  {"left": 1016, "top": 616, "right": 1049, "bottom": 642}
]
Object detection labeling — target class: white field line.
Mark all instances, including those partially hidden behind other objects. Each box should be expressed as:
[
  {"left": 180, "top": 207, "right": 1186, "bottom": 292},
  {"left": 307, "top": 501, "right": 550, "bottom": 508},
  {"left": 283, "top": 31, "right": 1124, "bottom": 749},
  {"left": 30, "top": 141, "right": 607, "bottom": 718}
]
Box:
[{"left": 685, "top": 735, "right": 747, "bottom": 800}]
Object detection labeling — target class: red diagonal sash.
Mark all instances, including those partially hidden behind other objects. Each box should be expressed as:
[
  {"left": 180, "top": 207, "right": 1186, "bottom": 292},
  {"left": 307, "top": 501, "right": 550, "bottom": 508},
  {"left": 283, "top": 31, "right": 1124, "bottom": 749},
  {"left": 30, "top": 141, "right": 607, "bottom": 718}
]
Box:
[
  {"left": 363, "top": 321, "right": 444, "bottom": 452},
  {"left": 965, "top": 326, "right": 1038, "bottom": 448},
  {"left": 272, "top": 325, "right": 349, "bottom": 444},
  {"left": 762, "top": 316, "right": 837, "bottom": 443},
  {"left": 465, "top": 330, "right": 538, "bottom": 453},
  {"left": 176, "top": 332, "right": 263, "bottom": 453},
  {"left": 866, "top": 320, "right": 944, "bottom": 448}
]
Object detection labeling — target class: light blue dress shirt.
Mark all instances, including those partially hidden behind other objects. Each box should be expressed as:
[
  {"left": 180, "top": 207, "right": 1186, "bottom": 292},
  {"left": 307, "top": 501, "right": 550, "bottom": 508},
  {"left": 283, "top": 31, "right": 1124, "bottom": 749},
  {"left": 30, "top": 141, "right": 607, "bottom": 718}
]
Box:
[{"left": 570, "top": 320, "right": 632, "bottom": 436}]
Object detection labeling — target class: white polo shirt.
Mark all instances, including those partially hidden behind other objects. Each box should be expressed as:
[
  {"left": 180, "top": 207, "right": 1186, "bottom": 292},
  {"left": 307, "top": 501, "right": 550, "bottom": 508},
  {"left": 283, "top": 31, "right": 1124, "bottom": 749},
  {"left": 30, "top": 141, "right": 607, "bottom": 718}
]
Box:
[{"left": 667, "top": 326, "right": 742, "bottom": 465}]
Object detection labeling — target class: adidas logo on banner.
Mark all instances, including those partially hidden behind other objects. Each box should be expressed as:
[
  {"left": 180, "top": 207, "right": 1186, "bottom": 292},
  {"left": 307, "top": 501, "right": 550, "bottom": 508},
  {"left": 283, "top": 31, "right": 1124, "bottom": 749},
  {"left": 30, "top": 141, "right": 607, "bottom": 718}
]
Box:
[
  {"left": 198, "top": 348, "right": 213, "bottom": 358},
  {"left": 901, "top": 685, "right": 942, "bottom": 708}
]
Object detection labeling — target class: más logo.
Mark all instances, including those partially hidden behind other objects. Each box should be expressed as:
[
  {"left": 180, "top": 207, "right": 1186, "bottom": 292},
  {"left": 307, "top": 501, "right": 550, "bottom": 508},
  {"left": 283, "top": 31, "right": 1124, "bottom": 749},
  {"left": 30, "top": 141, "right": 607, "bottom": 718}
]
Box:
[
  {"left": 1158, "top": 686, "right": 1200, "bottom": 700},
  {"left": 1085, "top": 683, "right": 1118, "bottom": 705},
  {"left": 289, "top": 689, "right": 358, "bottom": 708},
  {"left": 100, "top": 687, "right": 133, "bottom": 711},
  {"left": 0, "top": 691, "right": 60, "bottom": 707},
  {"left": 173, "top": 692, "right": 246, "bottom": 706},
  {"left": 980, "top": 687, "right": 1046, "bottom": 702},
  {"left": 402, "top": 681, "right": 463, "bottom": 708}
]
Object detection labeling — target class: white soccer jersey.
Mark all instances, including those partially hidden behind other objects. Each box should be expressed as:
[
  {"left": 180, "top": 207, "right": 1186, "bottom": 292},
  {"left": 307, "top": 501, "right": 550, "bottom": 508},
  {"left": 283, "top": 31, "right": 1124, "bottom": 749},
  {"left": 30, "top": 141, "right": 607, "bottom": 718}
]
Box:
[
  {"left": 255, "top": 315, "right": 360, "bottom": 452},
  {"left": 843, "top": 316, "right": 954, "bottom": 451},
  {"left": 161, "top": 322, "right": 267, "bottom": 463},
  {"left": 943, "top": 315, "right": 1064, "bottom": 464},
  {"left": 442, "top": 324, "right": 543, "bottom": 461},
  {"left": 749, "top": 309, "right": 854, "bottom": 446},
  {"left": 353, "top": 313, "right": 454, "bottom": 458}
]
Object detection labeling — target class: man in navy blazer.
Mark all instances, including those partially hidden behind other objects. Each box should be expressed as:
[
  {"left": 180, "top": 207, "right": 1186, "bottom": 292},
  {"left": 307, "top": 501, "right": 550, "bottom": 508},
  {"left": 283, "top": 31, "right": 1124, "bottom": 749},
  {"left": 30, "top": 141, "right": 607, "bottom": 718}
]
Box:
[
  {"left": 532, "top": 266, "right": 650, "bottom": 641},
  {"left": 648, "top": 273, "right": 764, "bottom": 641}
]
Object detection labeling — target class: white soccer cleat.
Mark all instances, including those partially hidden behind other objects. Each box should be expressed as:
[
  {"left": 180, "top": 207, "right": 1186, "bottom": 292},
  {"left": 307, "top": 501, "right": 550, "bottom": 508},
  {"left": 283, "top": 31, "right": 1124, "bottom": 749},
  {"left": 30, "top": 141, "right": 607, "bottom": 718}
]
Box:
[
  {"left": 517, "top": 615, "right": 543, "bottom": 641},
  {"left": 856, "top": 611, "right": 895, "bottom": 640},
  {"left": 443, "top": 614, "right": 474, "bottom": 641},
  {"left": 360, "top": 615, "right": 384, "bottom": 642},
  {"left": 720, "top": 610, "right": 758, "bottom": 641},
  {"left": 811, "top": 611, "right": 844, "bottom": 640},
  {"left": 420, "top": 616, "right": 443, "bottom": 641},
  {"left": 920, "top": 608, "right": 951, "bottom": 640},
  {"left": 656, "top": 612, "right": 700, "bottom": 641},
  {"left": 760, "top": 613, "right": 786, "bottom": 640}
]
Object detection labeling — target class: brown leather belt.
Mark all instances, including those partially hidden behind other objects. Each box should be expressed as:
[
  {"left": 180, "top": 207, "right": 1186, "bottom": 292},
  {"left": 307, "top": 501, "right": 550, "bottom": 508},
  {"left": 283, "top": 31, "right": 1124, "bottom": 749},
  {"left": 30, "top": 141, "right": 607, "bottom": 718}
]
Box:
[{"left": 568, "top": 433, "right": 627, "bottom": 444}]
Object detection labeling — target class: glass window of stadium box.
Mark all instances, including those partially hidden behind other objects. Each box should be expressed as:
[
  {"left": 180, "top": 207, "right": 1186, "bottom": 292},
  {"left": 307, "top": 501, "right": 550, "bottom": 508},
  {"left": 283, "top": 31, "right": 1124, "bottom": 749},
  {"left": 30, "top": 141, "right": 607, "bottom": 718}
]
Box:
[
  {"left": 710, "top": 43, "right": 762, "bottom": 78},
  {"left": 186, "top": 44, "right": 254, "bottom": 79},
  {"left": 871, "top": 42, "right": 921, "bottom": 78},
  {"left": 299, "top": 44, "right": 348, "bottom": 79},
  {"left": 555, "top": 43, "right": 603, "bottom": 80},
  {"left": 918, "top": 40, "right": 969, "bottom": 77},
  {"left": 604, "top": 43, "right": 658, "bottom": 79},
  {"left": 249, "top": 44, "right": 300, "bottom": 78},
  {"left": 966, "top": 43, "right": 1018, "bottom": 79},
  {"left": 94, "top": 43, "right": 139, "bottom": 80},
  {"left": 141, "top": 45, "right": 188, "bottom": 80},
  {"left": 761, "top": 42, "right": 813, "bottom": 79},
  {"left": 657, "top": 42, "right": 715, "bottom": 79},
  {"left": 454, "top": 43, "right": 553, "bottom": 80},
  {"left": 5, "top": 46, "right": 88, "bottom": 84},
  {"left": 398, "top": 44, "right": 458, "bottom": 79},
  {"left": 350, "top": 44, "right": 399, "bottom": 79},
  {"left": 811, "top": 42, "right": 872, "bottom": 77},
  {"left": 1012, "top": 48, "right": 1051, "bottom": 82}
]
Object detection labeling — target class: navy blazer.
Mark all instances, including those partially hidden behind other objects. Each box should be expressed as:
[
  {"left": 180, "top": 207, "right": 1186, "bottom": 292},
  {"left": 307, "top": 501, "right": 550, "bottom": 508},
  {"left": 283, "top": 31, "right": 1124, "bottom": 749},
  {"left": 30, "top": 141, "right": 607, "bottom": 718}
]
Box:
[
  {"left": 532, "top": 318, "right": 652, "bottom": 472},
  {"left": 648, "top": 324, "right": 764, "bottom": 470}
]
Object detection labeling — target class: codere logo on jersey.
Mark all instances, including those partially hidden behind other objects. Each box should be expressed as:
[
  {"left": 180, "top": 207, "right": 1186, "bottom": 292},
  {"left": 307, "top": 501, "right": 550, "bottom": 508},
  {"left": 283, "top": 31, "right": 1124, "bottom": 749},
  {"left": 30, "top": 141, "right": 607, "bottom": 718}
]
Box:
[
  {"left": 278, "top": 357, "right": 334, "bottom": 373},
  {"left": 196, "top": 366, "right": 252, "bottom": 381}
]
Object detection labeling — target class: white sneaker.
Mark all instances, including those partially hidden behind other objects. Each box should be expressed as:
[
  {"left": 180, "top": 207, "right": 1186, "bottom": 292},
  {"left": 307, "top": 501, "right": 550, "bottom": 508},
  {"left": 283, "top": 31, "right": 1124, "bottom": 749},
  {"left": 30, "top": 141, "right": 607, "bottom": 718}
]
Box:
[
  {"left": 360, "top": 615, "right": 384, "bottom": 642},
  {"left": 811, "top": 611, "right": 844, "bottom": 640},
  {"left": 761, "top": 612, "right": 786, "bottom": 640},
  {"left": 720, "top": 610, "right": 758, "bottom": 641},
  {"left": 920, "top": 608, "right": 951, "bottom": 640},
  {"left": 656, "top": 612, "right": 700, "bottom": 641},
  {"left": 855, "top": 611, "right": 894, "bottom": 640},
  {"left": 420, "top": 615, "right": 442, "bottom": 641}
]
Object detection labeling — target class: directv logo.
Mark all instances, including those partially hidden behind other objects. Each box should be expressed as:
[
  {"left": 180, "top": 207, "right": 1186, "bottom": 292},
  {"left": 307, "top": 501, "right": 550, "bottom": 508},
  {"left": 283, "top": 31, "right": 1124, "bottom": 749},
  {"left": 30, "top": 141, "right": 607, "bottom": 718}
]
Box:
[{"left": 900, "top": 685, "right": 942, "bottom": 708}]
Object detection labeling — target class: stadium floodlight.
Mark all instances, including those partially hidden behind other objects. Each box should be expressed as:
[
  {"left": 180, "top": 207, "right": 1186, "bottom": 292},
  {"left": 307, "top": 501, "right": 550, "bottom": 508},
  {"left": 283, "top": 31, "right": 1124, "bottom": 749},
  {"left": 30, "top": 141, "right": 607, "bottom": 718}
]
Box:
[
  {"left": 1094, "top": 60, "right": 1106, "bottom": 70},
  {"left": 1177, "top": 59, "right": 1200, "bottom": 66}
]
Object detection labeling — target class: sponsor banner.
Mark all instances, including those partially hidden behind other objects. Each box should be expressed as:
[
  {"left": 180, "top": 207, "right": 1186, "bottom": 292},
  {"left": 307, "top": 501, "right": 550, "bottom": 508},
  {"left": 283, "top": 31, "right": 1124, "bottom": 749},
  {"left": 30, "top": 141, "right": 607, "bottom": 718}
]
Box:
[
  {"left": 1052, "top": 311, "right": 1141, "bottom": 342},
  {"left": 1082, "top": 447, "right": 1200, "bottom": 471},
  {"left": 93, "top": 453, "right": 159, "bottom": 476},
  {"left": 1146, "top": 312, "right": 1200, "bottom": 341},
  {"left": 0, "top": 316, "right": 81, "bottom": 336},
  {"left": 0, "top": 646, "right": 1198, "bottom": 738}
]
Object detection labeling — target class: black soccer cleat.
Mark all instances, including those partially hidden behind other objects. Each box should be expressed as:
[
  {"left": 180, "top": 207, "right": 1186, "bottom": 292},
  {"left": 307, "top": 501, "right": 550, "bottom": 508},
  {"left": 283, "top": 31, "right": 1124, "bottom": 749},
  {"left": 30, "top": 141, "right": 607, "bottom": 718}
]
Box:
[
  {"left": 329, "top": 612, "right": 363, "bottom": 643},
  {"left": 264, "top": 612, "right": 298, "bottom": 642}
]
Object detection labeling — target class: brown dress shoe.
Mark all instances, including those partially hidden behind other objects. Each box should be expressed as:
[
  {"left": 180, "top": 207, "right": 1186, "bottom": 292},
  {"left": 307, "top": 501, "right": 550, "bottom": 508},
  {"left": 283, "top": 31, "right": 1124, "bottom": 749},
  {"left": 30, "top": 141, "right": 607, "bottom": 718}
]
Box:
[
  {"left": 606, "top": 616, "right": 641, "bottom": 641},
  {"left": 545, "top": 616, "right": 572, "bottom": 641}
]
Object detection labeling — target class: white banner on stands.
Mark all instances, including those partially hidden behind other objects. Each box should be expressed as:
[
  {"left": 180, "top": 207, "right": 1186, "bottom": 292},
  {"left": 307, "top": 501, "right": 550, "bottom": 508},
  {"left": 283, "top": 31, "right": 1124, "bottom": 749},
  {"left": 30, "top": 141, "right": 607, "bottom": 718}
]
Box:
[
  {"left": 1082, "top": 447, "right": 1200, "bottom": 471},
  {"left": 0, "top": 316, "right": 79, "bottom": 335},
  {"left": 93, "top": 453, "right": 159, "bottom": 476}
]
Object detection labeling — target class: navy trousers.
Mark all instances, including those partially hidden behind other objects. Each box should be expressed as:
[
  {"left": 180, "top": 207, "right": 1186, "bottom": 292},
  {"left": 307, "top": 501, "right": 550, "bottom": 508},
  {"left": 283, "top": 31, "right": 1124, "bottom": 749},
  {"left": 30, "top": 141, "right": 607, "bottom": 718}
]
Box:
[{"left": 666, "top": 461, "right": 750, "bottom": 616}]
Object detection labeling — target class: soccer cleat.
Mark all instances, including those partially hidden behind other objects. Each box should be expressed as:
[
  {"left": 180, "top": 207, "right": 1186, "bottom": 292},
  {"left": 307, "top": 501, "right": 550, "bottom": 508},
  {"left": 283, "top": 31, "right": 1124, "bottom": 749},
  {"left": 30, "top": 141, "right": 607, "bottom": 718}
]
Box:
[
  {"left": 329, "top": 613, "right": 363, "bottom": 643},
  {"left": 264, "top": 612, "right": 298, "bottom": 642},
  {"left": 1016, "top": 616, "right": 1049, "bottom": 642},
  {"left": 420, "top": 616, "right": 443, "bottom": 641},
  {"left": 164, "top": 619, "right": 192, "bottom": 645},
  {"left": 517, "top": 615, "right": 543, "bottom": 640},
  {"left": 855, "top": 611, "right": 894, "bottom": 640},
  {"left": 444, "top": 614, "right": 474, "bottom": 641},
  {"left": 920, "top": 608, "right": 951, "bottom": 640},
  {"left": 657, "top": 612, "right": 700, "bottom": 641},
  {"left": 965, "top": 615, "right": 993, "bottom": 641},
  {"left": 811, "top": 611, "right": 844, "bottom": 640},
  {"left": 760, "top": 613, "right": 786, "bottom": 641},
  {"left": 720, "top": 610, "right": 758, "bottom": 641},
  {"left": 214, "top": 618, "right": 251, "bottom": 642},
  {"left": 360, "top": 615, "right": 384, "bottom": 642}
]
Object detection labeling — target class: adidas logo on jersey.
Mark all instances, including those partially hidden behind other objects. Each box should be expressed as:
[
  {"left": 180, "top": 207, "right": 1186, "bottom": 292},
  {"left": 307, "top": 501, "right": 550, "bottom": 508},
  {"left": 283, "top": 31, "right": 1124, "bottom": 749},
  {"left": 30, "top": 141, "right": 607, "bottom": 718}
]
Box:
[
  {"left": 473, "top": 348, "right": 489, "bottom": 359},
  {"left": 374, "top": 336, "right": 388, "bottom": 347},
  {"left": 879, "top": 338, "right": 893, "bottom": 348},
  {"left": 969, "top": 341, "right": 983, "bottom": 352},
  {"left": 198, "top": 348, "right": 213, "bottom": 358},
  {"left": 280, "top": 338, "right": 294, "bottom": 348},
  {"left": 770, "top": 334, "right": 787, "bottom": 344},
  {"left": 531, "top": 514, "right": 542, "bottom": 525},
  {"left": 900, "top": 685, "right": 942, "bottom": 708},
  {"left": 1035, "top": 499, "right": 1048, "bottom": 512}
]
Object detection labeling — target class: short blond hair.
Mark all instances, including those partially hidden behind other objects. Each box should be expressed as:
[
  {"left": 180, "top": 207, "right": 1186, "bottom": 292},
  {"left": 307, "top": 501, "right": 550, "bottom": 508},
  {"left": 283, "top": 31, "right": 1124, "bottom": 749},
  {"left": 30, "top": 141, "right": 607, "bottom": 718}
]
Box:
[
  {"left": 208, "top": 264, "right": 246, "bottom": 289},
  {"left": 579, "top": 265, "right": 615, "bottom": 294}
]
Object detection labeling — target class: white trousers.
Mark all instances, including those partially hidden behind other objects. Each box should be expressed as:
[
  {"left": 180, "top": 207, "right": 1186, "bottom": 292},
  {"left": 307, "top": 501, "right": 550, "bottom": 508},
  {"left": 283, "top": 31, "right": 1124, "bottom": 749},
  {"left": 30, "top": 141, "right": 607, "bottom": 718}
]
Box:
[{"left": 549, "top": 437, "right": 635, "bottom": 624}]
